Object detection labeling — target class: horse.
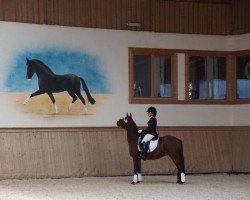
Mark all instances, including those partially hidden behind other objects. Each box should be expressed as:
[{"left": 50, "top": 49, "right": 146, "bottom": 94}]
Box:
[
  {"left": 23, "top": 58, "right": 95, "bottom": 113},
  {"left": 116, "top": 113, "right": 185, "bottom": 184}
]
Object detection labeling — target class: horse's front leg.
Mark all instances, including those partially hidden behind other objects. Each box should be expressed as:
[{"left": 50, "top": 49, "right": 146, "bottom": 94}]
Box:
[
  {"left": 23, "top": 89, "right": 45, "bottom": 105},
  {"left": 47, "top": 92, "right": 58, "bottom": 114},
  {"left": 131, "top": 157, "right": 141, "bottom": 185},
  {"left": 137, "top": 159, "right": 142, "bottom": 182}
]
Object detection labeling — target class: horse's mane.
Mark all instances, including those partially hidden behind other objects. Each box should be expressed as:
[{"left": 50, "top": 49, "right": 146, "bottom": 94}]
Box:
[
  {"left": 32, "top": 59, "right": 55, "bottom": 75},
  {"left": 129, "top": 117, "right": 139, "bottom": 132}
]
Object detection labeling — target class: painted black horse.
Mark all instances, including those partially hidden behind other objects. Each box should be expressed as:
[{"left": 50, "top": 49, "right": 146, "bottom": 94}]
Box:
[{"left": 23, "top": 58, "right": 95, "bottom": 113}]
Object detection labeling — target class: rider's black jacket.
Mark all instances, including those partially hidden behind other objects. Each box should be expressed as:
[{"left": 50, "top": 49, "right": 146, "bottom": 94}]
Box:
[{"left": 144, "top": 117, "right": 157, "bottom": 136}]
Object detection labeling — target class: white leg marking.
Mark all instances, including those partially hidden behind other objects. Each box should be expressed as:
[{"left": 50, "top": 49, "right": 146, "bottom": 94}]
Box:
[
  {"left": 54, "top": 103, "right": 58, "bottom": 114},
  {"left": 133, "top": 174, "right": 138, "bottom": 184},
  {"left": 68, "top": 102, "right": 73, "bottom": 111},
  {"left": 83, "top": 105, "right": 89, "bottom": 113},
  {"left": 138, "top": 173, "right": 142, "bottom": 182},
  {"left": 181, "top": 173, "right": 185, "bottom": 183},
  {"left": 23, "top": 96, "right": 31, "bottom": 105}
]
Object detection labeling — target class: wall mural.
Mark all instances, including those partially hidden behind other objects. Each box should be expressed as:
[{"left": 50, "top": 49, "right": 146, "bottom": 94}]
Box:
[
  {"left": 2, "top": 49, "right": 110, "bottom": 116},
  {"left": 1, "top": 22, "right": 244, "bottom": 127}
]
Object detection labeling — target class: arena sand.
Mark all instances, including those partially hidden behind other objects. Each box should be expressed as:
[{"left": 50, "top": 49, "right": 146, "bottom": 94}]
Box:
[{"left": 0, "top": 174, "right": 249, "bottom": 200}]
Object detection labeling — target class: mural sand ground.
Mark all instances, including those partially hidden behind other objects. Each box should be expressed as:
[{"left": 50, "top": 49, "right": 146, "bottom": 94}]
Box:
[
  {"left": 0, "top": 174, "right": 249, "bottom": 200},
  {"left": 5, "top": 93, "right": 109, "bottom": 116}
]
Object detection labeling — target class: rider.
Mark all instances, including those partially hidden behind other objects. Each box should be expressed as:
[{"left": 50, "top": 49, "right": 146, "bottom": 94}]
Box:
[{"left": 138, "top": 106, "right": 158, "bottom": 160}]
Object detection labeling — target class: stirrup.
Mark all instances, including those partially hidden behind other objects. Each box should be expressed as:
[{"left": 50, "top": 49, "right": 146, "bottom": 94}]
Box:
[{"left": 138, "top": 154, "right": 146, "bottom": 160}]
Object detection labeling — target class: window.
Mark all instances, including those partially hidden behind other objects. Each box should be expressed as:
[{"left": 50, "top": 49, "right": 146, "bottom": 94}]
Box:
[
  {"left": 188, "top": 55, "right": 227, "bottom": 100},
  {"left": 236, "top": 55, "right": 250, "bottom": 99},
  {"left": 129, "top": 48, "right": 250, "bottom": 105},
  {"left": 129, "top": 48, "right": 177, "bottom": 104},
  {"left": 133, "top": 55, "right": 151, "bottom": 97}
]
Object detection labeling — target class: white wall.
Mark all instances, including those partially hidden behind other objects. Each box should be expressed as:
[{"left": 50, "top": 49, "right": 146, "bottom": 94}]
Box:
[{"left": 0, "top": 21, "right": 249, "bottom": 127}]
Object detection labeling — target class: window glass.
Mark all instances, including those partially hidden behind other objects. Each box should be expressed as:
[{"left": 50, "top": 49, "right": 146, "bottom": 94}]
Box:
[
  {"left": 134, "top": 55, "right": 151, "bottom": 97},
  {"left": 189, "top": 56, "right": 226, "bottom": 100},
  {"left": 154, "top": 56, "right": 171, "bottom": 97},
  {"left": 236, "top": 55, "right": 250, "bottom": 99}
]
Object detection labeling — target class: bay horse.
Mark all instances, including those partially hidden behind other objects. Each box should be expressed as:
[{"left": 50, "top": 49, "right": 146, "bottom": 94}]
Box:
[
  {"left": 117, "top": 113, "right": 185, "bottom": 184},
  {"left": 23, "top": 58, "right": 95, "bottom": 113}
]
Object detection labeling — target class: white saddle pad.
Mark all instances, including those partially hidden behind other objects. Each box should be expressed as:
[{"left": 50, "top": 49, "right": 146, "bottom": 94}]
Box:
[{"left": 138, "top": 136, "right": 159, "bottom": 153}]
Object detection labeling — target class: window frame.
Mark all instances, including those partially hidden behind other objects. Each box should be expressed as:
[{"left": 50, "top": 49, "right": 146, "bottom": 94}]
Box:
[
  {"left": 233, "top": 50, "right": 250, "bottom": 104},
  {"left": 185, "top": 51, "right": 232, "bottom": 104},
  {"left": 129, "top": 48, "right": 178, "bottom": 104}
]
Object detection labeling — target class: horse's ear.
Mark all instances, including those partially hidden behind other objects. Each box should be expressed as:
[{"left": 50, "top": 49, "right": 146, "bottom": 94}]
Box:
[
  {"left": 129, "top": 113, "right": 132, "bottom": 118},
  {"left": 26, "top": 58, "right": 30, "bottom": 62},
  {"left": 126, "top": 113, "right": 129, "bottom": 117}
]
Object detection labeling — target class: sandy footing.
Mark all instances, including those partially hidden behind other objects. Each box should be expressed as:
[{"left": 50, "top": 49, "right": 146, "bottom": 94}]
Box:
[
  {"left": 0, "top": 174, "right": 249, "bottom": 200},
  {"left": 4, "top": 93, "right": 109, "bottom": 115}
]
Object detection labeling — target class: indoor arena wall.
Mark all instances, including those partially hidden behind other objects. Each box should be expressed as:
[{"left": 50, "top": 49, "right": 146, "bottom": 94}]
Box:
[{"left": 0, "top": 127, "right": 249, "bottom": 179}]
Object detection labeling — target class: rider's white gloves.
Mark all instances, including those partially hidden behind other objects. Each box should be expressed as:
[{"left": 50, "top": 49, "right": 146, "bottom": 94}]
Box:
[{"left": 138, "top": 130, "right": 142, "bottom": 133}]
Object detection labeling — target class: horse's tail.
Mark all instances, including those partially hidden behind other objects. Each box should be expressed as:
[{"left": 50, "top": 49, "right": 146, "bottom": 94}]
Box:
[
  {"left": 179, "top": 140, "right": 185, "bottom": 173},
  {"left": 79, "top": 77, "right": 96, "bottom": 104}
]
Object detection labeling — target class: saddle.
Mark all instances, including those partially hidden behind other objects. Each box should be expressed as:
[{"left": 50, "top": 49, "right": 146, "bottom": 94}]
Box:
[{"left": 138, "top": 134, "right": 159, "bottom": 153}]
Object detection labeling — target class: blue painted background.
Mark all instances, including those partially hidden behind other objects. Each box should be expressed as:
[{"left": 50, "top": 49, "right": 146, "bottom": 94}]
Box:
[{"left": 3, "top": 49, "right": 110, "bottom": 94}]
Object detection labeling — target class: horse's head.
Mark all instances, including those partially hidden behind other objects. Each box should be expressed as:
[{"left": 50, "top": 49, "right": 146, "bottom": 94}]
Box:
[
  {"left": 116, "top": 113, "right": 136, "bottom": 129},
  {"left": 25, "top": 58, "right": 35, "bottom": 80}
]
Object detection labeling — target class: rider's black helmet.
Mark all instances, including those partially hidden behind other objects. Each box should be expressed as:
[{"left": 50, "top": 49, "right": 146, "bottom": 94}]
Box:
[{"left": 147, "top": 106, "right": 157, "bottom": 117}]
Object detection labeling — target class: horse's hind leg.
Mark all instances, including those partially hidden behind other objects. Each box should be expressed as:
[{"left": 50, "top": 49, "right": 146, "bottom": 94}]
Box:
[
  {"left": 75, "top": 92, "right": 88, "bottom": 113},
  {"left": 170, "top": 155, "right": 182, "bottom": 184},
  {"left": 67, "top": 91, "right": 78, "bottom": 111},
  {"left": 178, "top": 142, "right": 186, "bottom": 183},
  {"left": 170, "top": 151, "right": 185, "bottom": 184}
]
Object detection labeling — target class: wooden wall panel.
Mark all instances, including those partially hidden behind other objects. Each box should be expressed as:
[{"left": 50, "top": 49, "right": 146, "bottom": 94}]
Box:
[
  {"left": 0, "top": 127, "right": 249, "bottom": 180},
  {"left": 232, "top": 130, "right": 250, "bottom": 172},
  {"left": 96, "top": 0, "right": 105, "bottom": 29},
  {"left": 1, "top": 0, "right": 249, "bottom": 35},
  {"left": 232, "top": 0, "right": 250, "bottom": 34},
  {"left": 1, "top": 0, "right": 46, "bottom": 24},
  {"left": 0, "top": 0, "right": 14, "bottom": 22}
]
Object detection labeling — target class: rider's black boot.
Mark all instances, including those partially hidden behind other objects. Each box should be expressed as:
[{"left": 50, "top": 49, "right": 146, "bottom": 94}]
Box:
[{"left": 139, "top": 142, "right": 147, "bottom": 160}]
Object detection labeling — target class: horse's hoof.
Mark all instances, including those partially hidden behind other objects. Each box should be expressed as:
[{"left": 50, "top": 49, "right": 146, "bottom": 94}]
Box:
[
  {"left": 131, "top": 181, "right": 136, "bottom": 185},
  {"left": 177, "top": 181, "right": 184, "bottom": 184},
  {"left": 68, "top": 103, "right": 72, "bottom": 111}
]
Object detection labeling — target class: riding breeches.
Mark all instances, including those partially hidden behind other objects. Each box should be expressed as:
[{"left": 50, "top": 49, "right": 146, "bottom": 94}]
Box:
[{"left": 141, "top": 134, "right": 155, "bottom": 143}]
